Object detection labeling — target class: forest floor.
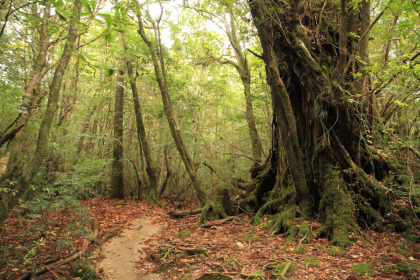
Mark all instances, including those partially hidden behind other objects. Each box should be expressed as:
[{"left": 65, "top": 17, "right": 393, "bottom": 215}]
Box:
[{"left": 0, "top": 198, "right": 419, "bottom": 279}]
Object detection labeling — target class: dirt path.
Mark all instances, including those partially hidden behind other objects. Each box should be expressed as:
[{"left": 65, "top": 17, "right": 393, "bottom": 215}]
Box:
[{"left": 98, "top": 218, "right": 161, "bottom": 280}]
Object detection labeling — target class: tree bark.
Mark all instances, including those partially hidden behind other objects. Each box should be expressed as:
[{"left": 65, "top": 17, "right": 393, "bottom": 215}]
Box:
[{"left": 110, "top": 70, "right": 125, "bottom": 199}]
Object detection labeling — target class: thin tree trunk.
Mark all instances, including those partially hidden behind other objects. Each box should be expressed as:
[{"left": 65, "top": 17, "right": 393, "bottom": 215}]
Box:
[
  {"left": 58, "top": 45, "right": 81, "bottom": 127},
  {"left": 110, "top": 70, "right": 125, "bottom": 199},
  {"left": 122, "top": 36, "right": 159, "bottom": 204},
  {"left": 134, "top": 0, "right": 209, "bottom": 206}
]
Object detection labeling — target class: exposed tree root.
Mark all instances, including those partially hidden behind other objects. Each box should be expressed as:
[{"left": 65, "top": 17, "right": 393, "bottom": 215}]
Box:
[
  {"left": 19, "top": 228, "right": 98, "bottom": 280},
  {"left": 270, "top": 205, "right": 311, "bottom": 241}
]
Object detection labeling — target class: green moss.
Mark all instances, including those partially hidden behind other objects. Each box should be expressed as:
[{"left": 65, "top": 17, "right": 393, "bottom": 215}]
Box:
[
  {"left": 293, "top": 245, "right": 306, "bottom": 254},
  {"left": 317, "top": 169, "right": 359, "bottom": 247},
  {"left": 268, "top": 209, "right": 312, "bottom": 246},
  {"left": 395, "top": 262, "right": 411, "bottom": 273},
  {"left": 403, "top": 233, "right": 420, "bottom": 243},
  {"left": 351, "top": 262, "right": 374, "bottom": 275},
  {"left": 303, "top": 257, "right": 320, "bottom": 267},
  {"left": 383, "top": 264, "right": 392, "bottom": 272}
]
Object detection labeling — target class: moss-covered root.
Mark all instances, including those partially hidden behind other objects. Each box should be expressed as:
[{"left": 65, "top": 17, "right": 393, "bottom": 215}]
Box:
[
  {"left": 317, "top": 186, "right": 360, "bottom": 247},
  {"left": 198, "top": 202, "right": 228, "bottom": 224},
  {"left": 270, "top": 205, "right": 311, "bottom": 242},
  {"left": 252, "top": 185, "right": 295, "bottom": 225}
]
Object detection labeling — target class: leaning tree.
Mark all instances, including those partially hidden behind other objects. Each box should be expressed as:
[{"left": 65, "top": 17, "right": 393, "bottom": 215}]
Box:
[{"left": 240, "top": 0, "right": 418, "bottom": 246}]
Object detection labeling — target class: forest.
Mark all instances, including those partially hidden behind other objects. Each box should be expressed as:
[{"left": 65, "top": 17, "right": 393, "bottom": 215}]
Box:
[{"left": 0, "top": 0, "right": 419, "bottom": 279}]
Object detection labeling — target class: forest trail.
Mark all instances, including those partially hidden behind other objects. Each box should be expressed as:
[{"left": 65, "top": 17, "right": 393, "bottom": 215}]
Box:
[{"left": 98, "top": 218, "right": 162, "bottom": 280}]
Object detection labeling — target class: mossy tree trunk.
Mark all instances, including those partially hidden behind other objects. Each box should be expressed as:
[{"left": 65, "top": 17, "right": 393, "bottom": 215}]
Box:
[
  {"left": 110, "top": 69, "right": 125, "bottom": 199},
  {"left": 245, "top": 0, "right": 394, "bottom": 246},
  {"left": 0, "top": 0, "right": 82, "bottom": 225}
]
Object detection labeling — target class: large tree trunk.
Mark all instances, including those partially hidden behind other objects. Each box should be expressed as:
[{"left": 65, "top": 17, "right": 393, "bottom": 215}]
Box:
[
  {"left": 245, "top": 0, "right": 392, "bottom": 246},
  {"left": 0, "top": 0, "right": 82, "bottom": 225},
  {"left": 110, "top": 70, "right": 125, "bottom": 199}
]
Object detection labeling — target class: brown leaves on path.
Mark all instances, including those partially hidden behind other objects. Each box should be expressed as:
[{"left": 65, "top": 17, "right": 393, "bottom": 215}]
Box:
[{"left": 138, "top": 209, "right": 420, "bottom": 280}]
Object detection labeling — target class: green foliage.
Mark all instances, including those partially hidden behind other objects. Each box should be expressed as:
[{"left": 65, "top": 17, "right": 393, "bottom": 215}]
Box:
[{"left": 54, "top": 158, "right": 110, "bottom": 199}]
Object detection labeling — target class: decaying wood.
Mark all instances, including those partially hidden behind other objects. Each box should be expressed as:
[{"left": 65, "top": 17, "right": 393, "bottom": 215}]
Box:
[
  {"left": 18, "top": 228, "right": 98, "bottom": 280},
  {"left": 201, "top": 216, "right": 235, "bottom": 228}
]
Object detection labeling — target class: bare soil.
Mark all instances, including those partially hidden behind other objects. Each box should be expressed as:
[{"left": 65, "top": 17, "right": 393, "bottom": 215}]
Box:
[{"left": 98, "top": 218, "right": 162, "bottom": 280}]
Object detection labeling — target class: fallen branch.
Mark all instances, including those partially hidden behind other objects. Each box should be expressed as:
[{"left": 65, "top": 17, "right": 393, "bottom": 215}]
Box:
[
  {"left": 18, "top": 229, "right": 98, "bottom": 280},
  {"left": 167, "top": 208, "right": 202, "bottom": 218},
  {"left": 201, "top": 216, "right": 235, "bottom": 228}
]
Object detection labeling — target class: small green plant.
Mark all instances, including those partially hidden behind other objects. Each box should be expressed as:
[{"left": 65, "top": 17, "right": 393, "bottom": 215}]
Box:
[
  {"left": 178, "top": 231, "right": 192, "bottom": 238},
  {"left": 351, "top": 262, "right": 374, "bottom": 275}
]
